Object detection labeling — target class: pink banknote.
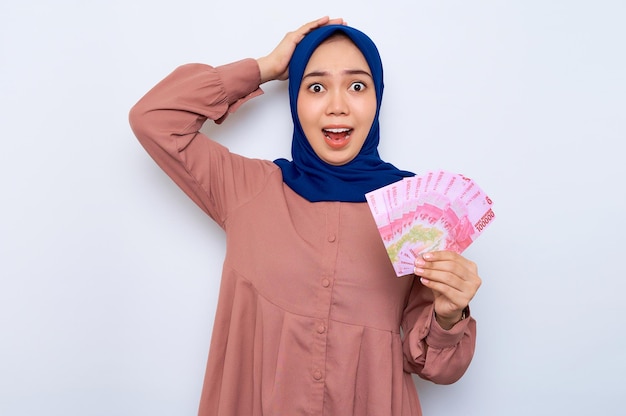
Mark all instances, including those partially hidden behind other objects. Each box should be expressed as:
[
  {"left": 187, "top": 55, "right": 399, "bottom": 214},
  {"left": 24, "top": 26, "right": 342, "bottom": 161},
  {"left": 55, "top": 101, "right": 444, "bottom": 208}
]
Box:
[{"left": 365, "top": 170, "right": 495, "bottom": 277}]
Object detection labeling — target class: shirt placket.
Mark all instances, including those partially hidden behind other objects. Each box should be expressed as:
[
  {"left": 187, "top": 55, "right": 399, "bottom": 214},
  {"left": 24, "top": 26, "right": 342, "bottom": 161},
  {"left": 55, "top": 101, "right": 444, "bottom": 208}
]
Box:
[{"left": 309, "top": 202, "right": 341, "bottom": 415}]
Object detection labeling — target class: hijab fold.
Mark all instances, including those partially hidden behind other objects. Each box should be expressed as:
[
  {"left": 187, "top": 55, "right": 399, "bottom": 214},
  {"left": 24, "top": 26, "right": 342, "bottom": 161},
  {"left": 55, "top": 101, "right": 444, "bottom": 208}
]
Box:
[{"left": 274, "top": 25, "right": 414, "bottom": 202}]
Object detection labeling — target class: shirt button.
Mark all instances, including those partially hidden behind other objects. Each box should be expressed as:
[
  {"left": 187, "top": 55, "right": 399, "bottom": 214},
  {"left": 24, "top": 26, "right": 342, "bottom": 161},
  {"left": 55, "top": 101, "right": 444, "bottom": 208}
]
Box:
[
  {"left": 317, "top": 324, "right": 326, "bottom": 334},
  {"left": 327, "top": 234, "right": 336, "bottom": 242},
  {"left": 313, "top": 369, "right": 323, "bottom": 380},
  {"left": 321, "top": 278, "right": 330, "bottom": 288}
]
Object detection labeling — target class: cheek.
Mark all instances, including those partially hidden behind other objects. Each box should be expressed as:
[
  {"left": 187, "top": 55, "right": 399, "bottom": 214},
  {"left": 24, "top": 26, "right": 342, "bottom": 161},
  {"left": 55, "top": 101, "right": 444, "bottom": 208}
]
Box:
[
  {"left": 297, "top": 97, "right": 321, "bottom": 131},
  {"left": 357, "top": 103, "right": 377, "bottom": 135},
  {"left": 296, "top": 96, "right": 310, "bottom": 123},
  {"left": 352, "top": 93, "right": 377, "bottom": 123},
  {"left": 364, "top": 99, "right": 378, "bottom": 122},
  {"left": 296, "top": 111, "right": 312, "bottom": 134}
]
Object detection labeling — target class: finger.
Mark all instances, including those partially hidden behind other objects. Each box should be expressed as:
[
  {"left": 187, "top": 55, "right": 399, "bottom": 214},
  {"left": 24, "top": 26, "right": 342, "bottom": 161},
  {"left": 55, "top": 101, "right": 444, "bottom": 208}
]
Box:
[
  {"left": 327, "top": 18, "right": 346, "bottom": 26},
  {"left": 418, "top": 265, "right": 482, "bottom": 297},
  {"left": 414, "top": 258, "right": 471, "bottom": 282},
  {"left": 418, "top": 262, "right": 482, "bottom": 301},
  {"left": 422, "top": 250, "right": 470, "bottom": 265},
  {"left": 419, "top": 276, "right": 467, "bottom": 306},
  {"left": 420, "top": 271, "right": 478, "bottom": 304},
  {"left": 419, "top": 252, "right": 477, "bottom": 276},
  {"left": 311, "top": 16, "right": 345, "bottom": 27},
  {"left": 417, "top": 267, "right": 466, "bottom": 292},
  {"left": 296, "top": 16, "right": 344, "bottom": 38},
  {"left": 299, "top": 16, "right": 331, "bottom": 34},
  {"left": 416, "top": 254, "right": 481, "bottom": 291}
]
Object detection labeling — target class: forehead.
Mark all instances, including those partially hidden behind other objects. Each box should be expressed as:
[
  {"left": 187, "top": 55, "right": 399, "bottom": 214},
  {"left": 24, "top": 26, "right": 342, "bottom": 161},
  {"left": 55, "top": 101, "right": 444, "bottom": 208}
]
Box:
[{"left": 305, "top": 35, "right": 369, "bottom": 70}]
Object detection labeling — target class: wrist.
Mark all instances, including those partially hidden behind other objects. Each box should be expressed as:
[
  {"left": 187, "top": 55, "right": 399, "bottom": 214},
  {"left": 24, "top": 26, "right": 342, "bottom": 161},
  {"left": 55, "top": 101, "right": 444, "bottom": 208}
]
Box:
[
  {"left": 256, "top": 57, "right": 269, "bottom": 84},
  {"left": 435, "top": 307, "right": 467, "bottom": 330},
  {"left": 256, "top": 56, "right": 280, "bottom": 84}
]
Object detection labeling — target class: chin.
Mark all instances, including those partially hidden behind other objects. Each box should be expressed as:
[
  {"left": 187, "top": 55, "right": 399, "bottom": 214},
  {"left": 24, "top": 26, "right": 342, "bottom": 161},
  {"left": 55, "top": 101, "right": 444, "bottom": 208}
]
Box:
[{"left": 323, "top": 156, "right": 356, "bottom": 166}]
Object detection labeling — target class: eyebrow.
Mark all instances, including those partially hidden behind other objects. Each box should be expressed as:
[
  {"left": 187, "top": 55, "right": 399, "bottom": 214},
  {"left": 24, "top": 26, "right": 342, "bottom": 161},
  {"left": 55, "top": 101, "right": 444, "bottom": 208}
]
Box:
[{"left": 302, "top": 69, "right": 373, "bottom": 80}]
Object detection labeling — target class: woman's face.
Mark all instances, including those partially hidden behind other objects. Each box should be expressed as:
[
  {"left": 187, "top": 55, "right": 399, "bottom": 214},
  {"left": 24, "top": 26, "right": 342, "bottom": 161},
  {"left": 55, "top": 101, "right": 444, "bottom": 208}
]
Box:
[{"left": 296, "top": 35, "right": 377, "bottom": 166}]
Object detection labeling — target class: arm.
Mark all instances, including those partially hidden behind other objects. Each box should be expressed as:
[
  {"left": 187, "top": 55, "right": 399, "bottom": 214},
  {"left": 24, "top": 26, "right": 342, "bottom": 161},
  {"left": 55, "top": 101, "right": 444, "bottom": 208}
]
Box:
[
  {"left": 401, "top": 278, "right": 476, "bottom": 384},
  {"left": 402, "top": 251, "right": 481, "bottom": 384},
  {"left": 128, "top": 17, "right": 345, "bottom": 223},
  {"left": 128, "top": 59, "right": 269, "bottom": 224}
]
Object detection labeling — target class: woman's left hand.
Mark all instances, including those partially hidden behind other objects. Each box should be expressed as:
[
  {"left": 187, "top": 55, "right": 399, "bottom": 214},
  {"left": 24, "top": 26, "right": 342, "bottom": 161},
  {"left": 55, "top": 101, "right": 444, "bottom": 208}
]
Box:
[{"left": 414, "top": 251, "right": 482, "bottom": 330}]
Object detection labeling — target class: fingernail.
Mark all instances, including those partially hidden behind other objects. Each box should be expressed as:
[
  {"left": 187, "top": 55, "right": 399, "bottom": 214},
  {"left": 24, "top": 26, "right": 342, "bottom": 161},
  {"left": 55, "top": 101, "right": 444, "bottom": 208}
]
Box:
[
  {"left": 414, "top": 267, "right": 424, "bottom": 275},
  {"left": 423, "top": 253, "right": 433, "bottom": 260},
  {"left": 414, "top": 258, "right": 425, "bottom": 266}
]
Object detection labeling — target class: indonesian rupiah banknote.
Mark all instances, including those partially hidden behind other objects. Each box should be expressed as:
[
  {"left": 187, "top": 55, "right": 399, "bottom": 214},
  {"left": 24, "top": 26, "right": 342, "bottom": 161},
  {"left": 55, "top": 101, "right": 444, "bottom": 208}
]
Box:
[{"left": 365, "top": 170, "right": 496, "bottom": 277}]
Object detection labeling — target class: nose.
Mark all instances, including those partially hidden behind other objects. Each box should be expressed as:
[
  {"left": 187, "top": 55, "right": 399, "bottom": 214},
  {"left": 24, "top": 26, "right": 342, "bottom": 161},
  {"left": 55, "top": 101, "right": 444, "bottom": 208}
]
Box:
[{"left": 326, "top": 90, "right": 349, "bottom": 116}]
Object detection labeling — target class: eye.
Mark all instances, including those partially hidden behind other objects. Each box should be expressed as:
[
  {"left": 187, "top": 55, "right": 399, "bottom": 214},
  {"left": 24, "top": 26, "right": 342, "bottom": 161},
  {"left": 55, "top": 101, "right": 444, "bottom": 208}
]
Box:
[
  {"left": 349, "top": 81, "right": 367, "bottom": 92},
  {"left": 307, "top": 83, "right": 325, "bottom": 93}
]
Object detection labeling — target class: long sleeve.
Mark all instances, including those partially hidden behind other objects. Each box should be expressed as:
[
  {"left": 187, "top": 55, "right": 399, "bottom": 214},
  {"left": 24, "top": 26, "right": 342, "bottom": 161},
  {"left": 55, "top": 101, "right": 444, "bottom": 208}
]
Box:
[
  {"left": 128, "top": 59, "right": 277, "bottom": 225},
  {"left": 401, "top": 278, "right": 476, "bottom": 384}
]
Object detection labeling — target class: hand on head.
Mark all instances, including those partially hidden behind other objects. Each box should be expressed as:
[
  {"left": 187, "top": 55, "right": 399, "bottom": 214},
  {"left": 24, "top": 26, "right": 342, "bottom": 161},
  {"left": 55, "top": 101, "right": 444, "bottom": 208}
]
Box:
[{"left": 257, "top": 16, "right": 346, "bottom": 83}]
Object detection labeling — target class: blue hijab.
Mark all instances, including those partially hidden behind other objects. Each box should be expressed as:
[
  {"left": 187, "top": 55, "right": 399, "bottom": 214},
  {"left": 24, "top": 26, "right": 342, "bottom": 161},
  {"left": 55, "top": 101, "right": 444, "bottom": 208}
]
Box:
[{"left": 273, "top": 25, "right": 414, "bottom": 202}]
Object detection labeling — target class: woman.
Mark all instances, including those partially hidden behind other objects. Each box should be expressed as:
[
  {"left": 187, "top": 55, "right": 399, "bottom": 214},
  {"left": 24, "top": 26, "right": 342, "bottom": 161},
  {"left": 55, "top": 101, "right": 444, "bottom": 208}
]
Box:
[{"left": 130, "top": 16, "right": 481, "bottom": 416}]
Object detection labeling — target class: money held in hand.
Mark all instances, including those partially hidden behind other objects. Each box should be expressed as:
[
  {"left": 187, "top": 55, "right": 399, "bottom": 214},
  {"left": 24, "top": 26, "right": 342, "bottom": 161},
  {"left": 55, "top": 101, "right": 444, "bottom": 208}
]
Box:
[{"left": 365, "top": 170, "right": 496, "bottom": 277}]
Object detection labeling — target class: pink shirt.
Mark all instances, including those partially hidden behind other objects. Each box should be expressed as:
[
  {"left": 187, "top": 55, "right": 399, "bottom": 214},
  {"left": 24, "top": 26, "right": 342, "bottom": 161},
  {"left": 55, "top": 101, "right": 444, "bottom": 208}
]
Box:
[{"left": 129, "top": 59, "right": 476, "bottom": 416}]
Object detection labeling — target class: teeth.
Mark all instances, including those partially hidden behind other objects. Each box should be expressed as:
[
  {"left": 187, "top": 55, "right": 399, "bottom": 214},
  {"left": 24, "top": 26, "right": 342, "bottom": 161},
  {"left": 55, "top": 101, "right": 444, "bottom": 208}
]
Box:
[{"left": 324, "top": 128, "right": 351, "bottom": 133}]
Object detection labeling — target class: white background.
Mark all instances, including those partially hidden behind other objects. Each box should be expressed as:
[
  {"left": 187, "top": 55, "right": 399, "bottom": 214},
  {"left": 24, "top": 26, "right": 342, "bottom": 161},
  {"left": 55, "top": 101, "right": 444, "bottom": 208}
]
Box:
[{"left": 2, "top": 1, "right": 625, "bottom": 415}]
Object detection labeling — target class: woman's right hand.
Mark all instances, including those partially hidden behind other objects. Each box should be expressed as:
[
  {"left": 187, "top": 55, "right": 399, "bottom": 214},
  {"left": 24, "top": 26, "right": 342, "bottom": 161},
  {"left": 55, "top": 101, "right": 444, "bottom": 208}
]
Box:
[{"left": 257, "top": 16, "right": 345, "bottom": 84}]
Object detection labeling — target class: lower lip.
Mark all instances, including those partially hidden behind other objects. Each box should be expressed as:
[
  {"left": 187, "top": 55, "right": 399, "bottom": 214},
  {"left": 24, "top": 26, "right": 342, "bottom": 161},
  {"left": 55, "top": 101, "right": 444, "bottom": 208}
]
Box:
[{"left": 324, "top": 134, "right": 351, "bottom": 150}]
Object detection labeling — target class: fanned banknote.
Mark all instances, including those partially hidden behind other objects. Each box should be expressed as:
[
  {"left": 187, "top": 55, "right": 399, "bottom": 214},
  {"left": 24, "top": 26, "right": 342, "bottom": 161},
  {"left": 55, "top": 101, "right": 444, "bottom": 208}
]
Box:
[{"left": 365, "top": 170, "right": 495, "bottom": 277}]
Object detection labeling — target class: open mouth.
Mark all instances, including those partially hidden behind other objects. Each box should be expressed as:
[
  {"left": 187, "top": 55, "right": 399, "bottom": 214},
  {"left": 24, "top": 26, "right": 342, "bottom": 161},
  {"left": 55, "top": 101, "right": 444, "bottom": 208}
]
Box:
[{"left": 323, "top": 128, "right": 353, "bottom": 149}]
